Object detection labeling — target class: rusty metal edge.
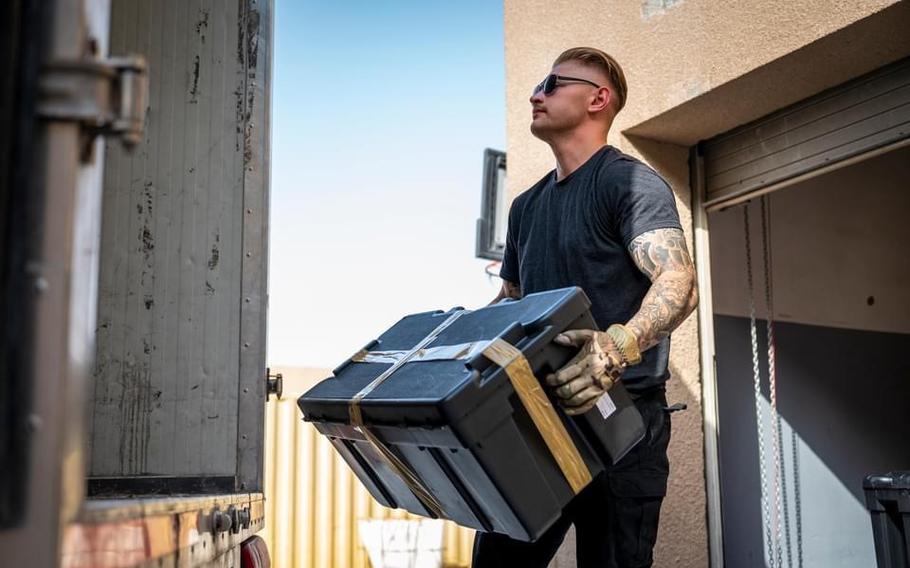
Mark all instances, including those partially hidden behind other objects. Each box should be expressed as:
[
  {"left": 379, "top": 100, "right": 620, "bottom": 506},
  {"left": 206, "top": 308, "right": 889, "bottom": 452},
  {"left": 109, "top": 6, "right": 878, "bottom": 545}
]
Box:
[{"left": 63, "top": 493, "right": 266, "bottom": 567}]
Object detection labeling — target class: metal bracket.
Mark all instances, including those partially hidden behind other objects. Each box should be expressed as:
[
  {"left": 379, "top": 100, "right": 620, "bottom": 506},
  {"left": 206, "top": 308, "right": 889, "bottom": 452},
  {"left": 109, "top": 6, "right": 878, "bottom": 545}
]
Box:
[
  {"left": 227, "top": 505, "right": 251, "bottom": 534},
  {"left": 211, "top": 507, "right": 232, "bottom": 534},
  {"left": 37, "top": 54, "right": 148, "bottom": 162},
  {"left": 266, "top": 368, "right": 283, "bottom": 401}
]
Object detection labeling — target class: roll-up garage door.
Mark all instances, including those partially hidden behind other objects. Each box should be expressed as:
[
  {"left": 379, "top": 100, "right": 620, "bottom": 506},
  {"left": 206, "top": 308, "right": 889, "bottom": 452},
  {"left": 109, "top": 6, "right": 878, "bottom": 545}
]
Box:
[{"left": 702, "top": 57, "right": 910, "bottom": 208}]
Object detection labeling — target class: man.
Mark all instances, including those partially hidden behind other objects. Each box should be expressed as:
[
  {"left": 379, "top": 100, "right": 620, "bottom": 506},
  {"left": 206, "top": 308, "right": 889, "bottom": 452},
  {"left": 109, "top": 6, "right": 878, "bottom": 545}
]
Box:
[{"left": 473, "top": 47, "right": 698, "bottom": 567}]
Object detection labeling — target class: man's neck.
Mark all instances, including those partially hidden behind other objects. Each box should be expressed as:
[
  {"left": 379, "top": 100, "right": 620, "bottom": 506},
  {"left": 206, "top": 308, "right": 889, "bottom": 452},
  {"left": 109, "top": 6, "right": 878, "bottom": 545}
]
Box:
[{"left": 548, "top": 133, "right": 610, "bottom": 182}]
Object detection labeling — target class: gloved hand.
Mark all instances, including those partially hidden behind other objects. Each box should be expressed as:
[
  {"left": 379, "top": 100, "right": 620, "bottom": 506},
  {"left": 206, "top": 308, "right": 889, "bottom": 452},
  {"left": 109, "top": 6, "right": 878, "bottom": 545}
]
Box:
[{"left": 545, "top": 326, "right": 639, "bottom": 415}]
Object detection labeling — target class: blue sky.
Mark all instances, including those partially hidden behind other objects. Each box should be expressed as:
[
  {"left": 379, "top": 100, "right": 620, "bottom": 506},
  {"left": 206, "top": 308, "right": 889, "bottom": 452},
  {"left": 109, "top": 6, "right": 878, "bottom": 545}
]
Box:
[{"left": 268, "top": 1, "right": 507, "bottom": 368}]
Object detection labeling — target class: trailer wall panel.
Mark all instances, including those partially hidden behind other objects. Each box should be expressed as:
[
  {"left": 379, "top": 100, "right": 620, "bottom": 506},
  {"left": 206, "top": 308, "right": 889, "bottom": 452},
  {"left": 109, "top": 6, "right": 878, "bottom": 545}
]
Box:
[{"left": 90, "top": 0, "right": 270, "bottom": 488}]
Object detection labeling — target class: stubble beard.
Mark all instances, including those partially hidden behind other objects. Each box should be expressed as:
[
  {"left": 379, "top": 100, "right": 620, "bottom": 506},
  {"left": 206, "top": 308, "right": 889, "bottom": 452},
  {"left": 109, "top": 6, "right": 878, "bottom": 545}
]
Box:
[
  {"left": 530, "top": 116, "right": 559, "bottom": 142},
  {"left": 530, "top": 109, "right": 584, "bottom": 142}
]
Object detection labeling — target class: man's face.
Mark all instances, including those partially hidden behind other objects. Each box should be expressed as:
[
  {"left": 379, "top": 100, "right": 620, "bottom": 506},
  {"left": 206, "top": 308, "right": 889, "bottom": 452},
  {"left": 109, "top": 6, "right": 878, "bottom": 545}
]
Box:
[{"left": 529, "top": 61, "right": 605, "bottom": 141}]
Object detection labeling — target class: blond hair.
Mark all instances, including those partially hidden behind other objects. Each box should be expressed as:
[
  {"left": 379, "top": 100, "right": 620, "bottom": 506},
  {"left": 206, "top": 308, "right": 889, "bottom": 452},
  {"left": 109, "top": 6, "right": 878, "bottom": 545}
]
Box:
[{"left": 553, "top": 47, "right": 628, "bottom": 113}]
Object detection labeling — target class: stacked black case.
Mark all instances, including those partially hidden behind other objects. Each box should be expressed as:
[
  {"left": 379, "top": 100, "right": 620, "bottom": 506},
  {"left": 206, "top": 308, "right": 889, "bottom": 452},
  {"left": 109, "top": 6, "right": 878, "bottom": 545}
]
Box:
[{"left": 297, "top": 287, "right": 645, "bottom": 542}]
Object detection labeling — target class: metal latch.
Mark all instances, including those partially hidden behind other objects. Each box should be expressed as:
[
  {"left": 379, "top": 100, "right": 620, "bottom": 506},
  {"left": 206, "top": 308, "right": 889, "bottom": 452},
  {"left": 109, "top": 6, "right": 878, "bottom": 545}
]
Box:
[
  {"left": 266, "top": 368, "right": 283, "bottom": 401},
  {"left": 37, "top": 54, "right": 148, "bottom": 161}
]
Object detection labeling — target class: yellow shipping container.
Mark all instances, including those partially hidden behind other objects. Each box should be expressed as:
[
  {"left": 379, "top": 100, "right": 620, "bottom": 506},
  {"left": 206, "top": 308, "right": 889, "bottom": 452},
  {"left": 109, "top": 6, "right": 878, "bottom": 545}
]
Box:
[{"left": 261, "top": 367, "right": 475, "bottom": 568}]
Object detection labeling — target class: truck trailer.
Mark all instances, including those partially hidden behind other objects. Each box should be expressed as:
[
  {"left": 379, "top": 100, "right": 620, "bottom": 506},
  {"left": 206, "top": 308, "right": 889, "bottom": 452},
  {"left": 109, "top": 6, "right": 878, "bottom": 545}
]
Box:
[{"left": 1, "top": 0, "right": 275, "bottom": 566}]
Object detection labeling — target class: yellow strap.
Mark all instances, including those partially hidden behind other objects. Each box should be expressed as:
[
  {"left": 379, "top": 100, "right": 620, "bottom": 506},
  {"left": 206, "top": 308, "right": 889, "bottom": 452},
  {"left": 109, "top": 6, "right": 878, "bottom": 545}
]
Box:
[
  {"left": 482, "top": 338, "right": 593, "bottom": 494},
  {"left": 347, "top": 310, "right": 467, "bottom": 518},
  {"left": 357, "top": 425, "right": 445, "bottom": 518}
]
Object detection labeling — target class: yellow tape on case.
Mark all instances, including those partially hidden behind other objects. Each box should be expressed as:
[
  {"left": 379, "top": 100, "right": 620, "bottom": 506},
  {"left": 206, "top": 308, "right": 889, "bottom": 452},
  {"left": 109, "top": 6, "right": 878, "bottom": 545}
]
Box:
[
  {"left": 347, "top": 310, "right": 468, "bottom": 518},
  {"left": 482, "top": 338, "right": 593, "bottom": 494},
  {"left": 345, "top": 315, "right": 593, "bottom": 516}
]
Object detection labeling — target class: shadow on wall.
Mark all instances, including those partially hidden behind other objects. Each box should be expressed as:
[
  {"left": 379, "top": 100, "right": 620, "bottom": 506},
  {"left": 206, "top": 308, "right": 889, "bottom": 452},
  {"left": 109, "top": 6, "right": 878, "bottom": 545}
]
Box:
[
  {"left": 624, "top": 134, "right": 692, "bottom": 208},
  {"left": 779, "top": 321, "right": 909, "bottom": 500},
  {"left": 714, "top": 316, "right": 910, "bottom": 565},
  {"left": 715, "top": 316, "right": 910, "bottom": 567},
  {"left": 716, "top": 317, "right": 910, "bottom": 504},
  {"left": 667, "top": 363, "right": 696, "bottom": 405}
]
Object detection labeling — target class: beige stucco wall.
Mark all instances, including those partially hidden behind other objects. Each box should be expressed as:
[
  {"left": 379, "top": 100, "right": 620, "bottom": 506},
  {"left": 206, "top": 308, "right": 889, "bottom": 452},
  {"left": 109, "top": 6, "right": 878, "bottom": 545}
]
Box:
[{"left": 503, "top": 1, "right": 905, "bottom": 566}]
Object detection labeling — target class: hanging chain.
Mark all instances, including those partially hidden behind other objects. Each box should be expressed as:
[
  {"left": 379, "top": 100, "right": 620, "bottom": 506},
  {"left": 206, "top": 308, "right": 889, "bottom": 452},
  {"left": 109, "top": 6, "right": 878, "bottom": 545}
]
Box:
[
  {"left": 745, "top": 204, "right": 775, "bottom": 567},
  {"left": 749, "top": 198, "right": 805, "bottom": 567},
  {"left": 761, "top": 196, "right": 785, "bottom": 568},
  {"left": 792, "top": 427, "right": 804, "bottom": 567}
]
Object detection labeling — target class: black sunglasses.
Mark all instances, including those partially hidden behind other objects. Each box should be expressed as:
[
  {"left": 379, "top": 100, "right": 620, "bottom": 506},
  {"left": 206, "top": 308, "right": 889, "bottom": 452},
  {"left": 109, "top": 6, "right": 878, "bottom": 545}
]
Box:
[{"left": 533, "top": 74, "right": 602, "bottom": 96}]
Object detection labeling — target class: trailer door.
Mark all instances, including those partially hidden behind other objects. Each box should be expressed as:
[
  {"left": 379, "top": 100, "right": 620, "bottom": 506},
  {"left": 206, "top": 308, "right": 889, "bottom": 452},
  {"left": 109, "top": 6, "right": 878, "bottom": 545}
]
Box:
[{"left": 87, "top": 0, "right": 273, "bottom": 497}]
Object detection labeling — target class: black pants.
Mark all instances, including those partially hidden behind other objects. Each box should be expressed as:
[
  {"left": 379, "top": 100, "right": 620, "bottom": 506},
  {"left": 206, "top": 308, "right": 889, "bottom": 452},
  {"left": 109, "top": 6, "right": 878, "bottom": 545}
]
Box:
[{"left": 472, "top": 387, "right": 672, "bottom": 568}]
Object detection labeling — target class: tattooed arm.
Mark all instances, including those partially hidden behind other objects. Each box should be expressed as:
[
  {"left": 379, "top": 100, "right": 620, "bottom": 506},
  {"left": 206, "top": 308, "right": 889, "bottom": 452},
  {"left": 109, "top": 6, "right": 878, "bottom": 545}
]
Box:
[
  {"left": 488, "top": 280, "right": 522, "bottom": 306},
  {"left": 625, "top": 228, "right": 699, "bottom": 352},
  {"left": 546, "top": 228, "right": 696, "bottom": 414}
]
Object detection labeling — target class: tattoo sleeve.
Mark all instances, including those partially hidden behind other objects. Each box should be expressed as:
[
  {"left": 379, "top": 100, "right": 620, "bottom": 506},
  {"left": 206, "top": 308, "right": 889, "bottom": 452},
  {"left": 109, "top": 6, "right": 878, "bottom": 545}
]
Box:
[{"left": 625, "top": 228, "right": 698, "bottom": 352}]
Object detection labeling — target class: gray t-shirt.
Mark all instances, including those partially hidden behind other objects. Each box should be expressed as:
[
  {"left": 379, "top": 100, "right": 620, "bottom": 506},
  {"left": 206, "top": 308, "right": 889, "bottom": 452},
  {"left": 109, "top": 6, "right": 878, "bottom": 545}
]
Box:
[{"left": 499, "top": 145, "right": 682, "bottom": 390}]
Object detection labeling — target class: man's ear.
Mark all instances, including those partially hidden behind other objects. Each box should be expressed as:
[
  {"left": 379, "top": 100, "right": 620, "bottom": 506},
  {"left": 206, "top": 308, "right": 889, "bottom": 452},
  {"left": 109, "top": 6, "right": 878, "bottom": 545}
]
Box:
[{"left": 589, "top": 86, "right": 613, "bottom": 113}]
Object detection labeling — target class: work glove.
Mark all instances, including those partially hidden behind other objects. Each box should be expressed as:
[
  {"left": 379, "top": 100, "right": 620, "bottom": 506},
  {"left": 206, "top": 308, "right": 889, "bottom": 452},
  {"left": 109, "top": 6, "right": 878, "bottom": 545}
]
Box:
[{"left": 544, "top": 325, "right": 641, "bottom": 416}]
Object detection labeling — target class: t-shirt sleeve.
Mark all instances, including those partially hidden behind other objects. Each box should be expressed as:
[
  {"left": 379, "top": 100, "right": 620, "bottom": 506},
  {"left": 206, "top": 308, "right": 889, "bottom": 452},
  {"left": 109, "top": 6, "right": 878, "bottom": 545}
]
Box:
[
  {"left": 611, "top": 160, "right": 682, "bottom": 248},
  {"left": 498, "top": 197, "right": 522, "bottom": 284}
]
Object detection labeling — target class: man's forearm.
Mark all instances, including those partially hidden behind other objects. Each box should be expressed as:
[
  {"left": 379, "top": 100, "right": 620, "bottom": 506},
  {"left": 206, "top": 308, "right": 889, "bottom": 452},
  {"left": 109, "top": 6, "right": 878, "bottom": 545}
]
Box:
[
  {"left": 488, "top": 280, "right": 521, "bottom": 306},
  {"left": 626, "top": 270, "right": 698, "bottom": 352},
  {"left": 624, "top": 227, "right": 699, "bottom": 353}
]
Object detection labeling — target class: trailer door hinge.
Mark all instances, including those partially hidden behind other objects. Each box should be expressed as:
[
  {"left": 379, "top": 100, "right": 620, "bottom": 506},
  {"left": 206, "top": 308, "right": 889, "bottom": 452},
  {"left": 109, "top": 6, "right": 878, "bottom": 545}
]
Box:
[
  {"left": 37, "top": 54, "right": 148, "bottom": 162},
  {"left": 266, "top": 368, "right": 283, "bottom": 401}
]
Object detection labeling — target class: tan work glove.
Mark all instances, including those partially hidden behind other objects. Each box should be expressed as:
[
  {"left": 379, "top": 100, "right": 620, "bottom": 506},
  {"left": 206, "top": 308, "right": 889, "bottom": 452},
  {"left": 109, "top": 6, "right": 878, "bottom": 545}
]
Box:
[{"left": 544, "top": 325, "right": 640, "bottom": 416}]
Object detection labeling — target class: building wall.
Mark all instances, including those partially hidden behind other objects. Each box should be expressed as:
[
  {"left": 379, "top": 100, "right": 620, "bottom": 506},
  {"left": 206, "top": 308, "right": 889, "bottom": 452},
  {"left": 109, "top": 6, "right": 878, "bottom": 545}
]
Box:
[
  {"left": 710, "top": 146, "right": 910, "bottom": 334},
  {"left": 502, "top": 1, "right": 903, "bottom": 565}
]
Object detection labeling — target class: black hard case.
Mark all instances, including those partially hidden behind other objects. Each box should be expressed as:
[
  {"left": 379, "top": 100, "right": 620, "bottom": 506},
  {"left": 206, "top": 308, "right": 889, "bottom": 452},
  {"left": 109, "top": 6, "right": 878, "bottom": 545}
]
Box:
[
  {"left": 864, "top": 472, "right": 910, "bottom": 568},
  {"left": 297, "top": 287, "right": 646, "bottom": 542}
]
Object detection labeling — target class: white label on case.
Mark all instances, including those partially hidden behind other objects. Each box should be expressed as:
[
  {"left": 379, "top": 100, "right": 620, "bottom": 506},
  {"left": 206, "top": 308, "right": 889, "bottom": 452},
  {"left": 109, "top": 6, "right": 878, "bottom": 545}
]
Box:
[{"left": 596, "top": 393, "right": 617, "bottom": 419}]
